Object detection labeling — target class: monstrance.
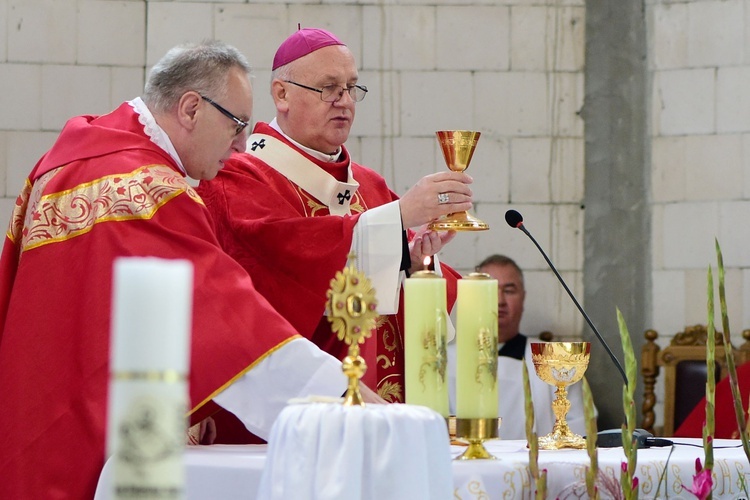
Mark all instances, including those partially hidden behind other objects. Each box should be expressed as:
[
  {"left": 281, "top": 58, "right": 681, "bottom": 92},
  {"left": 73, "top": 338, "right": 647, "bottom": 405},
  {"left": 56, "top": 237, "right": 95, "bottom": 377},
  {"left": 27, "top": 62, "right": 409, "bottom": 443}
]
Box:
[{"left": 326, "top": 253, "right": 379, "bottom": 406}]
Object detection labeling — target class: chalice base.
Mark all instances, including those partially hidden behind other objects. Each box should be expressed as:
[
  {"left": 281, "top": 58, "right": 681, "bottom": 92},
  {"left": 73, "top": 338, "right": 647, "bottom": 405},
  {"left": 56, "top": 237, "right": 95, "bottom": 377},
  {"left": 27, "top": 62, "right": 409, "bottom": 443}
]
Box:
[
  {"left": 429, "top": 211, "right": 489, "bottom": 231},
  {"left": 537, "top": 428, "right": 586, "bottom": 450}
]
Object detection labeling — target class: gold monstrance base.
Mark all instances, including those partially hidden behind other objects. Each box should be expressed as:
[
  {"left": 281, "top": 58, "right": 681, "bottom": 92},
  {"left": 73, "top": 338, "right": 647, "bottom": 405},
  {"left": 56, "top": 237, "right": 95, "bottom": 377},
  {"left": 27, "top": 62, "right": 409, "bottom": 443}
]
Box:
[
  {"left": 531, "top": 342, "right": 591, "bottom": 450},
  {"left": 428, "top": 130, "right": 489, "bottom": 232},
  {"left": 454, "top": 417, "right": 499, "bottom": 460}
]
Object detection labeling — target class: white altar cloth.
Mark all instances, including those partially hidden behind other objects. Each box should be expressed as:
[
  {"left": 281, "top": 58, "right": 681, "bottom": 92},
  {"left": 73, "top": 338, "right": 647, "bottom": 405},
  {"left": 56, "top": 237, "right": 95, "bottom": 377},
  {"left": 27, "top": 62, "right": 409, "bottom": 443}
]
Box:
[
  {"left": 96, "top": 437, "right": 750, "bottom": 499},
  {"left": 452, "top": 438, "right": 749, "bottom": 499}
]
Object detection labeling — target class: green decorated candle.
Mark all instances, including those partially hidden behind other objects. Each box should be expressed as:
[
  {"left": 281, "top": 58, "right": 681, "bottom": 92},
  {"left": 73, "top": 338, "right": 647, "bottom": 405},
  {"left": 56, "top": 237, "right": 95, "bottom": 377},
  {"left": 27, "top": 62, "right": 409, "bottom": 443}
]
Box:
[
  {"left": 456, "top": 273, "right": 499, "bottom": 418},
  {"left": 404, "top": 270, "right": 449, "bottom": 416}
]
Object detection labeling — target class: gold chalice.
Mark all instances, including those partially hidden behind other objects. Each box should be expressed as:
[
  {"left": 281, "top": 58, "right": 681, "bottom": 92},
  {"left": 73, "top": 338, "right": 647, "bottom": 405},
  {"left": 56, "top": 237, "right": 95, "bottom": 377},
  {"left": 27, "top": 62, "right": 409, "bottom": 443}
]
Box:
[
  {"left": 429, "top": 130, "right": 489, "bottom": 231},
  {"left": 530, "top": 342, "right": 591, "bottom": 450}
]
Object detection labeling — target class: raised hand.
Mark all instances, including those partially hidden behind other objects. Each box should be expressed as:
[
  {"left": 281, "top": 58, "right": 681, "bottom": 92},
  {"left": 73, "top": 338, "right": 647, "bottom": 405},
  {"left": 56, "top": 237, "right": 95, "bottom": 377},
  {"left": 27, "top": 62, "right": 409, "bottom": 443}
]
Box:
[{"left": 398, "top": 171, "right": 473, "bottom": 229}]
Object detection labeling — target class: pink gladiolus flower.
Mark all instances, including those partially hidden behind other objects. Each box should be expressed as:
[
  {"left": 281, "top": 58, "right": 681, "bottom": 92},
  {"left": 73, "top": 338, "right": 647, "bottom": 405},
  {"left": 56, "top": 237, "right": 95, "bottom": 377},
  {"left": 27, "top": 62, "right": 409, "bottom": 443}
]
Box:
[
  {"left": 632, "top": 476, "right": 639, "bottom": 490},
  {"left": 683, "top": 464, "right": 713, "bottom": 500},
  {"left": 621, "top": 461, "right": 627, "bottom": 473},
  {"left": 695, "top": 457, "right": 702, "bottom": 474}
]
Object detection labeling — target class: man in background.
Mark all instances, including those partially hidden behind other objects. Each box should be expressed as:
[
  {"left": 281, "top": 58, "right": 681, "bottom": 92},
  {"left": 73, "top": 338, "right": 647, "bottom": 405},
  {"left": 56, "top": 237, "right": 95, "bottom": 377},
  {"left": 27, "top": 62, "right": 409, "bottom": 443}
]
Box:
[
  {"left": 197, "top": 27, "right": 473, "bottom": 407},
  {"left": 0, "top": 40, "right": 356, "bottom": 498},
  {"left": 449, "top": 254, "right": 590, "bottom": 439}
]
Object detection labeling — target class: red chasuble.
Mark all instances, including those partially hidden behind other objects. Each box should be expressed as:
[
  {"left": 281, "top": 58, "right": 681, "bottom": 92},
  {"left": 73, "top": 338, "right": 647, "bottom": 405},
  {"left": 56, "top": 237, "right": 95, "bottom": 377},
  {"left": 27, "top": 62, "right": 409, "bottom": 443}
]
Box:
[
  {"left": 0, "top": 104, "right": 303, "bottom": 499},
  {"left": 197, "top": 122, "right": 460, "bottom": 406}
]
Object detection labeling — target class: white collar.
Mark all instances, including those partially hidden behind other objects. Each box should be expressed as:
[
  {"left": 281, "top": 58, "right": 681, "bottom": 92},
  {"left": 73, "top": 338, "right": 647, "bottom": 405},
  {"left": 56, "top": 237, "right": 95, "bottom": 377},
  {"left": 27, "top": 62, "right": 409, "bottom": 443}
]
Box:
[
  {"left": 269, "top": 118, "right": 342, "bottom": 162},
  {"left": 128, "top": 97, "right": 186, "bottom": 174}
]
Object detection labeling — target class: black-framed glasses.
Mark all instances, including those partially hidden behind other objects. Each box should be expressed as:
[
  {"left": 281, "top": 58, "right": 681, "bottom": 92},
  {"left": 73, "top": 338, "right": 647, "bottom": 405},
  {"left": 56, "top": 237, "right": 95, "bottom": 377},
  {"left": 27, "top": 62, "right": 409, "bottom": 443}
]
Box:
[
  {"left": 201, "top": 95, "right": 249, "bottom": 135},
  {"left": 284, "top": 80, "right": 368, "bottom": 103}
]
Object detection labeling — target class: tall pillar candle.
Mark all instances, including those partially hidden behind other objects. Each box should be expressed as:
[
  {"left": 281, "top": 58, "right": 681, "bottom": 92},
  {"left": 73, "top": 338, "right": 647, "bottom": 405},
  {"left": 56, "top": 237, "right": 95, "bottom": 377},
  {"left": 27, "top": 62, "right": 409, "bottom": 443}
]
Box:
[
  {"left": 456, "top": 273, "right": 499, "bottom": 419},
  {"left": 107, "top": 257, "right": 193, "bottom": 500},
  {"left": 404, "top": 270, "right": 449, "bottom": 417}
]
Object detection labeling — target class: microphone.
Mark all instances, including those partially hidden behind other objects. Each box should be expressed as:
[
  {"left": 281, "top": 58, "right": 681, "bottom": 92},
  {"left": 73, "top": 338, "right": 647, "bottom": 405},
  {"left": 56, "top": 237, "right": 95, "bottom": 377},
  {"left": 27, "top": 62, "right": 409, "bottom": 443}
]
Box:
[{"left": 504, "top": 209, "right": 627, "bottom": 385}]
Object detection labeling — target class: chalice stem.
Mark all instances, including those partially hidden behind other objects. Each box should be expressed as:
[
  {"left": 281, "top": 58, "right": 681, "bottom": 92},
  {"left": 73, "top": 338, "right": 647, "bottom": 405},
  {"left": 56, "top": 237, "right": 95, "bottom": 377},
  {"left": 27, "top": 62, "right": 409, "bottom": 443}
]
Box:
[{"left": 551, "top": 385, "right": 572, "bottom": 435}]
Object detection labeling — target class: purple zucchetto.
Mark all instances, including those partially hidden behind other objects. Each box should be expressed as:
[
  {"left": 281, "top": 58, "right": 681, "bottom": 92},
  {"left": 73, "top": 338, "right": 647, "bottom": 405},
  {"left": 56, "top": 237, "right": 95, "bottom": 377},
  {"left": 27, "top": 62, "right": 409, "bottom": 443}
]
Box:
[{"left": 272, "top": 28, "right": 345, "bottom": 70}]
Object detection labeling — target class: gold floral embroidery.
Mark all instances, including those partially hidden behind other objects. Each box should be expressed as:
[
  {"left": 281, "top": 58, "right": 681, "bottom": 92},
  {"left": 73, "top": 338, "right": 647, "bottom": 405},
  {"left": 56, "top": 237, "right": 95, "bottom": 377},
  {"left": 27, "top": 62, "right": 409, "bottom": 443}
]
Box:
[
  {"left": 377, "top": 378, "right": 403, "bottom": 403},
  {"left": 466, "top": 480, "right": 490, "bottom": 499},
  {"left": 305, "top": 197, "right": 327, "bottom": 216},
  {"left": 476, "top": 327, "right": 498, "bottom": 388},
  {"left": 296, "top": 184, "right": 365, "bottom": 216},
  {"left": 20, "top": 165, "right": 200, "bottom": 253},
  {"left": 376, "top": 355, "right": 393, "bottom": 369},
  {"left": 380, "top": 316, "right": 402, "bottom": 353},
  {"left": 7, "top": 178, "right": 33, "bottom": 244},
  {"left": 420, "top": 322, "right": 447, "bottom": 390},
  {"left": 350, "top": 200, "right": 364, "bottom": 213}
]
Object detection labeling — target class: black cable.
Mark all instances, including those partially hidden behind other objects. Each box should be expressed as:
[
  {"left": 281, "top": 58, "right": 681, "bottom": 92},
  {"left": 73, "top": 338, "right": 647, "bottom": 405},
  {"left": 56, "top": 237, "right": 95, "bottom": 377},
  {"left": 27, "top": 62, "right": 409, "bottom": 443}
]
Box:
[{"left": 665, "top": 441, "right": 745, "bottom": 449}]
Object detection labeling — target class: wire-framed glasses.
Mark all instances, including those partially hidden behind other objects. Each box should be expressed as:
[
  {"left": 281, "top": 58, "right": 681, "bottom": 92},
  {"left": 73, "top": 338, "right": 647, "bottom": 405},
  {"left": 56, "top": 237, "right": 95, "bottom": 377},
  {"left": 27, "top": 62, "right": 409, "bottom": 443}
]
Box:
[{"left": 284, "top": 80, "right": 368, "bottom": 103}]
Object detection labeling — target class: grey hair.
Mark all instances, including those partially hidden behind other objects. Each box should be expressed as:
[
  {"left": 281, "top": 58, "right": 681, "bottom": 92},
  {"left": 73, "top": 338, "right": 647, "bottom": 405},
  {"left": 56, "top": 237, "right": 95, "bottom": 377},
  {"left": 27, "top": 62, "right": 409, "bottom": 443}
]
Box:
[
  {"left": 270, "top": 63, "right": 293, "bottom": 86},
  {"left": 143, "top": 40, "right": 251, "bottom": 113},
  {"left": 476, "top": 254, "right": 524, "bottom": 285}
]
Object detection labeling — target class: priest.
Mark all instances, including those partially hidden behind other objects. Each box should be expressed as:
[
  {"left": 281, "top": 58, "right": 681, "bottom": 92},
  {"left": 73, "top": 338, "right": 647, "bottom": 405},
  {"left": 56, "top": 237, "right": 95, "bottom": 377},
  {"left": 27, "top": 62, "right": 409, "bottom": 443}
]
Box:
[
  {"left": 197, "top": 28, "right": 472, "bottom": 412},
  {"left": 0, "top": 41, "right": 354, "bottom": 499}
]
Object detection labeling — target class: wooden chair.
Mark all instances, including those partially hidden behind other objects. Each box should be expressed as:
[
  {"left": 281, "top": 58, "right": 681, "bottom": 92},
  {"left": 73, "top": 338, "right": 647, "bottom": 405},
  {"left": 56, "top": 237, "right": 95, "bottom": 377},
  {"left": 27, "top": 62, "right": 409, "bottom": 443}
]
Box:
[{"left": 641, "top": 325, "right": 750, "bottom": 436}]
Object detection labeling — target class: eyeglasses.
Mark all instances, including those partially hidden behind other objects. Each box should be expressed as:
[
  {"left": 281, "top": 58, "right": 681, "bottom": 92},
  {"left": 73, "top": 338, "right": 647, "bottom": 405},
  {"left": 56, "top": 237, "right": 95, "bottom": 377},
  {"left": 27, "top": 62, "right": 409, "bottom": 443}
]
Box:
[
  {"left": 200, "top": 95, "right": 249, "bottom": 135},
  {"left": 284, "top": 81, "right": 368, "bottom": 103}
]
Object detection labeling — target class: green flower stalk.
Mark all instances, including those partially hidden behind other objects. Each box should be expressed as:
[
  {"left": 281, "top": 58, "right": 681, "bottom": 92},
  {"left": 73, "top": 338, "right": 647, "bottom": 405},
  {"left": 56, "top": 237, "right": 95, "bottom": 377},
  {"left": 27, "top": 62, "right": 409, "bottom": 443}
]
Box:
[
  {"left": 715, "top": 239, "right": 750, "bottom": 461},
  {"left": 523, "top": 360, "right": 546, "bottom": 499},
  {"left": 583, "top": 377, "right": 599, "bottom": 499},
  {"left": 705, "top": 266, "right": 715, "bottom": 475},
  {"left": 617, "top": 308, "right": 638, "bottom": 500}
]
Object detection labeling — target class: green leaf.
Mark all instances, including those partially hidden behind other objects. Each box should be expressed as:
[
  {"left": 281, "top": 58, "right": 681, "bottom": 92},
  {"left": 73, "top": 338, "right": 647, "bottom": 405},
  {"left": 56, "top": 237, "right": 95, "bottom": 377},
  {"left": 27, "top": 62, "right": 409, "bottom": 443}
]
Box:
[{"left": 715, "top": 239, "right": 750, "bottom": 462}]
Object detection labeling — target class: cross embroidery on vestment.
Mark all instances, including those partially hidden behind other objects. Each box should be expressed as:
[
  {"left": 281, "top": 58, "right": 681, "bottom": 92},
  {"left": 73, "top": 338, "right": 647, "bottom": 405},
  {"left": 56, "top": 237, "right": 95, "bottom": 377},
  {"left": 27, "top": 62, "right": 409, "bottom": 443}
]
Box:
[
  {"left": 336, "top": 190, "right": 351, "bottom": 205},
  {"left": 250, "top": 139, "right": 266, "bottom": 151}
]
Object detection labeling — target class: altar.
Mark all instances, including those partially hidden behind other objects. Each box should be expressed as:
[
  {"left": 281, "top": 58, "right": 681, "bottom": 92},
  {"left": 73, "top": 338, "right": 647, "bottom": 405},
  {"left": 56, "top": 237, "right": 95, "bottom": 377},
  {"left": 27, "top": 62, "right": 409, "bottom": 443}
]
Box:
[{"left": 95, "top": 437, "right": 750, "bottom": 499}]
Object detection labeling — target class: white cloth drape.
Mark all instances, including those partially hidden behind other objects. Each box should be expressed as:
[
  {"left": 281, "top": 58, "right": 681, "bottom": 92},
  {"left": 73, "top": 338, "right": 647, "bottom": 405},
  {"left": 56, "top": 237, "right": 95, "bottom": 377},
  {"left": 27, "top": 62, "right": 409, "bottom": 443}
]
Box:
[{"left": 257, "top": 402, "right": 453, "bottom": 500}]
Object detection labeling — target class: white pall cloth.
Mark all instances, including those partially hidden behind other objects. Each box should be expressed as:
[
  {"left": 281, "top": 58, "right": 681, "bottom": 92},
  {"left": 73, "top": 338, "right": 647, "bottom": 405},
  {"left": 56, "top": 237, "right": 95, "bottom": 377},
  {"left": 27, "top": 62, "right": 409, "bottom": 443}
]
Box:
[{"left": 257, "top": 402, "right": 453, "bottom": 500}]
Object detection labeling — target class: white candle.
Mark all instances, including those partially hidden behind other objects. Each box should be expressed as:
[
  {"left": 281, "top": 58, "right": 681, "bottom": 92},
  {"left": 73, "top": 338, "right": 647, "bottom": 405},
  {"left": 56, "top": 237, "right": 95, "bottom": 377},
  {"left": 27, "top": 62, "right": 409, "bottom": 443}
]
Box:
[
  {"left": 456, "top": 273, "right": 499, "bottom": 419},
  {"left": 107, "top": 257, "right": 193, "bottom": 500}
]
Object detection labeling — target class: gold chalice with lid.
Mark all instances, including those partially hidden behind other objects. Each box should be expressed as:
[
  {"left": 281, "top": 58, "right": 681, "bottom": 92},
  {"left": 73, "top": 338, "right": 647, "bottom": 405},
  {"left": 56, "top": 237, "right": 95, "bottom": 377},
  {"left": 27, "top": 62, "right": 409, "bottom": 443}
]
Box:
[{"left": 530, "top": 341, "right": 590, "bottom": 450}]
